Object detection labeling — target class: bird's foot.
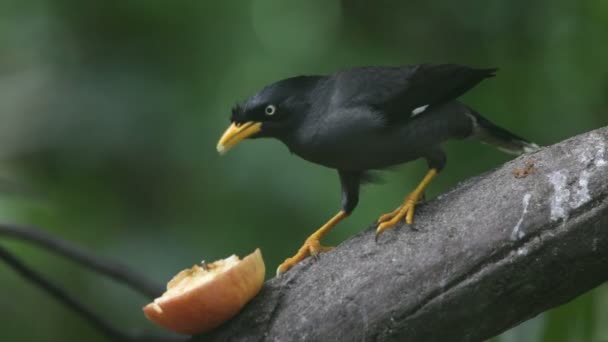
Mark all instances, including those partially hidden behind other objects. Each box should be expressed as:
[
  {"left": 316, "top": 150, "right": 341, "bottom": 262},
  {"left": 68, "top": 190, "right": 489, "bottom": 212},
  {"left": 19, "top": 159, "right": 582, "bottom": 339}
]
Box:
[
  {"left": 375, "top": 192, "right": 420, "bottom": 240},
  {"left": 276, "top": 238, "right": 334, "bottom": 275},
  {"left": 276, "top": 211, "right": 346, "bottom": 275}
]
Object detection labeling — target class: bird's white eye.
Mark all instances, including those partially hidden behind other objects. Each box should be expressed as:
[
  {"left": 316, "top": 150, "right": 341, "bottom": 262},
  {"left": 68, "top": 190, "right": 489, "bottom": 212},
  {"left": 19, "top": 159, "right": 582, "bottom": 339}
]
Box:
[{"left": 265, "top": 104, "right": 276, "bottom": 116}]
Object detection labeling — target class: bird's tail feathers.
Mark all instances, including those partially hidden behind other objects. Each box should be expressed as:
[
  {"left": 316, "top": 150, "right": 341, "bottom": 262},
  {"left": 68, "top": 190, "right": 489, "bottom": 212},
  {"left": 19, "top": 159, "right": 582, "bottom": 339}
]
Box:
[{"left": 470, "top": 112, "right": 540, "bottom": 156}]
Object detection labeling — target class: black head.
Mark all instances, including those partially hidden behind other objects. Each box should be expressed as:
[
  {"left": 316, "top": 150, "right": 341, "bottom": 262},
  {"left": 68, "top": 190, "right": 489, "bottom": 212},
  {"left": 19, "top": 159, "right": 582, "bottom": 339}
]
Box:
[{"left": 217, "top": 75, "right": 322, "bottom": 154}]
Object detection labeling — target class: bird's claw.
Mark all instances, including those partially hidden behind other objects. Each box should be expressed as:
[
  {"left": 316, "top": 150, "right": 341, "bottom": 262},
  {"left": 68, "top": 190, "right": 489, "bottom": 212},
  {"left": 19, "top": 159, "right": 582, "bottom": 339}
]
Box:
[
  {"left": 276, "top": 238, "right": 334, "bottom": 275},
  {"left": 375, "top": 194, "right": 418, "bottom": 240}
]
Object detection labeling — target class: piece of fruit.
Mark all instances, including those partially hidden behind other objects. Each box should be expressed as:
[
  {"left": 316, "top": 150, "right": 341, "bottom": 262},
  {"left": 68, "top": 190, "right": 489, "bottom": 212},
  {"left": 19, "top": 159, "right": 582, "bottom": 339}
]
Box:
[{"left": 143, "top": 249, "right": 265, "bottom": 335}]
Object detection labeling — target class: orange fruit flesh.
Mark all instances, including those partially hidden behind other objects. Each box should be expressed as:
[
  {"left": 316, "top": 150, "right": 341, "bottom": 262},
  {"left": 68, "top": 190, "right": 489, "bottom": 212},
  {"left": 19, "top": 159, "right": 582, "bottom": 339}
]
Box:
[{"left": 143, "top": 249, "right": 265, "bottom": 335}]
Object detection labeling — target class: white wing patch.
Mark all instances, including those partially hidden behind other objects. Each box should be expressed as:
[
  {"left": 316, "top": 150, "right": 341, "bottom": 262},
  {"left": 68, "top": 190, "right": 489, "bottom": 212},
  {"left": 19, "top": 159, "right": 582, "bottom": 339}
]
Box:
[{"left": 411, "top": 105, "right": 429, "bottom": 117}]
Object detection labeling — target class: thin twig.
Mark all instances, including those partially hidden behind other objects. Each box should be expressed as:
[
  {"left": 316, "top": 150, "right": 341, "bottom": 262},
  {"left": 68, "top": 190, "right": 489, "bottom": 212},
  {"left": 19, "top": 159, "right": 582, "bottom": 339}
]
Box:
[
  {"left": 0, "top": 243, "right": 134, "bottom": 341},
  {"left": 0, "top": 223, "right": 164, "bottom": 299},
  {"left": 0, "top": 244, "right": 185, "bottom": 342}
]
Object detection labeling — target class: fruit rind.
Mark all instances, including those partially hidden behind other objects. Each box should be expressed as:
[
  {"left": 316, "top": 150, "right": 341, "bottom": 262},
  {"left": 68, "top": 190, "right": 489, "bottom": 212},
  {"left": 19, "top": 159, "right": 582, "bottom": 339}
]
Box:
[{"left": 143, "top": 249, "right": 265, "bottom": 335}]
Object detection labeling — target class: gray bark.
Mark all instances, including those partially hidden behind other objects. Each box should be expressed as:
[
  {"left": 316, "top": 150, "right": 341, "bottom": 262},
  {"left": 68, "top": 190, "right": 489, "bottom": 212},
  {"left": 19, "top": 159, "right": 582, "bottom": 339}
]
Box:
[{"left": 198, "top": 126, "right": 608, "bottom": 342}]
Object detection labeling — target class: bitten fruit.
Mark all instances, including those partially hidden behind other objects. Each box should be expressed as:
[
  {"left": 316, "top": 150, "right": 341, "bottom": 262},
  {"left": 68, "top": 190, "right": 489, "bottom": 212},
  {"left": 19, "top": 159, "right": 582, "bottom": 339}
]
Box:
[{"left": 143, "top": 249, "right": 265, "bottom": 335}]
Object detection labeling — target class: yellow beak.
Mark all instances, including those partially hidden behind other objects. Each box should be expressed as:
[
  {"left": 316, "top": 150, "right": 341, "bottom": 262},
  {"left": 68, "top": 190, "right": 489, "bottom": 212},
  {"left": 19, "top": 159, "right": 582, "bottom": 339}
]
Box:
[{"left": 216, "top": 122, "right": 262, "bottom": 155}]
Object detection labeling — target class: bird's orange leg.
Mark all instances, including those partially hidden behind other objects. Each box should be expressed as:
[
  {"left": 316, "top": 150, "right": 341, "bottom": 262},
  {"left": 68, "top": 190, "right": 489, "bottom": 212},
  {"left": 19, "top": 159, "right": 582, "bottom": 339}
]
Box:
[
  {"left": 276, "top": 211, "right": 347, "bottom": 275},
  {"left": 376, "top": 168, "right": 438, "bottom": 239}
]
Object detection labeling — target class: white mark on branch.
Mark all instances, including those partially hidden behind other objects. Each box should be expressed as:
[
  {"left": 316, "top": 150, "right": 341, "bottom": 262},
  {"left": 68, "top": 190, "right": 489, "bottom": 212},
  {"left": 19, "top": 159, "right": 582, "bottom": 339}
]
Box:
[
  {"left": 511, "top": 193, "right": 532, "bottom": 240},
  {"left": 580, "top": 133, "right": 607, "bottom": 167},
  {"left": 517, "top": 247, "right": 528, "bottom": 256},
  {"left": 547, "top": 135, "right": 602, "bottom": 220},
  {"left": 591, "top": 133, "right": 607, "bottom": 167},
  {"left": 551, "top": 133, "right": 607, "bottom": 213},
  {"left": 548, "top": 171, "right": 570, "bottom": 221},
  {"left": 571, "top": 170, "right": 591, "bottom": 208}
]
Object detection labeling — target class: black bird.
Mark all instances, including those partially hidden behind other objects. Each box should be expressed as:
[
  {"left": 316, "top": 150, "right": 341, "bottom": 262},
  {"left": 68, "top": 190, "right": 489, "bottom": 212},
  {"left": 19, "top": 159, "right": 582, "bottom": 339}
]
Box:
[{"left": 217, "top": 64, "right": 538, "bottom": 274}]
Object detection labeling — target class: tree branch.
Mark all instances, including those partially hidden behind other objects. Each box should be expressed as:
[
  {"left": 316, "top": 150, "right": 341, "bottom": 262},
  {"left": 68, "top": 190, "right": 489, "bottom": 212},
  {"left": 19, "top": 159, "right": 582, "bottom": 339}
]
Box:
[
  {"left": 0, "top": 223, "right": 164, "bottom": 299},
  {"left": 200, "top": 126, "right": 608, "bottom": 342}
]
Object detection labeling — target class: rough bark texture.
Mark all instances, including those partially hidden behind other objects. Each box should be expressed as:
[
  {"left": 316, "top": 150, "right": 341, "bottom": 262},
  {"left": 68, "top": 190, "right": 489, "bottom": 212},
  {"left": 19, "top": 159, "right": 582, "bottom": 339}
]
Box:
[{"left": 197, "top": 127, "right": 608, "bottom": 342}]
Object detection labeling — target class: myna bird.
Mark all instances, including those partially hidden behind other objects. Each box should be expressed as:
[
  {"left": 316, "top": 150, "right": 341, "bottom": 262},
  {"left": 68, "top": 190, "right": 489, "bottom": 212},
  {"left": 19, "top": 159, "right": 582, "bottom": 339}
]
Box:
[{"left": 217, "top": 64, "right": 538, "bottom": 274}]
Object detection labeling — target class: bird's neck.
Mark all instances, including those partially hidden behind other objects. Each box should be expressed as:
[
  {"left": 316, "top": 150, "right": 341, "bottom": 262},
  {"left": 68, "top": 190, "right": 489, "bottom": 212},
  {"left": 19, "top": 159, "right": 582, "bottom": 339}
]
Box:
[{"left": 275, "top": 77, "right": 332, "bottom": 153}]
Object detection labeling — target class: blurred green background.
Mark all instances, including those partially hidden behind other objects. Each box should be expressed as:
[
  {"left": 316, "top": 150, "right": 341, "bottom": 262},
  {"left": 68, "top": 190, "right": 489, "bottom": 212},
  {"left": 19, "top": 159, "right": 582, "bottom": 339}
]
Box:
[{"left": 0, "top": 1, "right": 606, "bottom": 341}]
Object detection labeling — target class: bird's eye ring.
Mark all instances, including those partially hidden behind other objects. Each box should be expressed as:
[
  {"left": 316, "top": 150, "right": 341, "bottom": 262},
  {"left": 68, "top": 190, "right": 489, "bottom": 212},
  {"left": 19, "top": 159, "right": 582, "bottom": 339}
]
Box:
[{"left": 265, "top": 104, "right": 276, "bottom": 116}]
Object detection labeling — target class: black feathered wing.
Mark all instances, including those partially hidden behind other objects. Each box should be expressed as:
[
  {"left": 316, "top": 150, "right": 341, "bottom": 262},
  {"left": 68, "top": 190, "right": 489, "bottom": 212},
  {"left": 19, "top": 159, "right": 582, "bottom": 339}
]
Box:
[{"left": 333, "top": 64, "right": 497, "bottom": 124}]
